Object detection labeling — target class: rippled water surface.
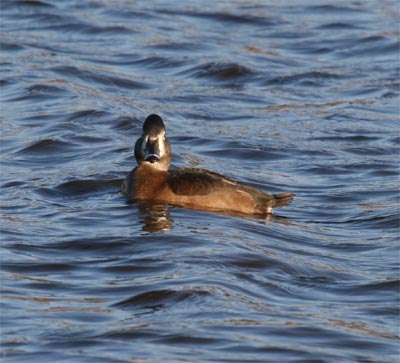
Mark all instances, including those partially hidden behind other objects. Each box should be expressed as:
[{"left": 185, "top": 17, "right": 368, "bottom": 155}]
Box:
[{"left": 1, "top": 0, "right": 399, "bottom": 362}]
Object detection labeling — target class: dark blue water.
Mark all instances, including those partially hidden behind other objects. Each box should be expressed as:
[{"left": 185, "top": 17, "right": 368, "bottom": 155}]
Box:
[{"left": 1, "top": 1, "right": 399, "bottom": 362}]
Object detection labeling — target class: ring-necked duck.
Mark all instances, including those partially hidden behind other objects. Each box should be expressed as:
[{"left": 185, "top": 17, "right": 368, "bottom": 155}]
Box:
[{"left": 122, "top": 114, "right": 293, "bottom": 216}]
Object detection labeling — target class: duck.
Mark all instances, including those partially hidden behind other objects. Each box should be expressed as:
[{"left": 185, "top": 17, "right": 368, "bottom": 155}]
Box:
[{"left": 121, "top": 114, "right": 293, "bottom": 216}]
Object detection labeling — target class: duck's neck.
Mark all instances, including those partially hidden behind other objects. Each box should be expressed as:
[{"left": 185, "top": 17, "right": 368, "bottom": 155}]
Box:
[{"left": 134, "top": 162, "right": 169, "bottom": 199}]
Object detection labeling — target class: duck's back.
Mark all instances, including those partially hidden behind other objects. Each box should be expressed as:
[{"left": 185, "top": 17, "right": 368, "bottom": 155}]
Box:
[
  {"left": 160, "top": 168, "right": 292, "bottom": 215},
  {"left": 167, "top": 168, "right": 234, "bottom": 195}
]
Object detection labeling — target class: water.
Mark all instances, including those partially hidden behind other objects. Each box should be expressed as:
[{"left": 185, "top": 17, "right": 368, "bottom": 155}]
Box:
[{"left": 1, "top": 0, "right": 399, "bottom": 362}]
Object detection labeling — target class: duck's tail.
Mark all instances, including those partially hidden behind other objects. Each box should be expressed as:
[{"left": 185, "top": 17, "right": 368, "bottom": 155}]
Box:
[{"left": 273, "top": 192, "right": 294, "bottom": 207}]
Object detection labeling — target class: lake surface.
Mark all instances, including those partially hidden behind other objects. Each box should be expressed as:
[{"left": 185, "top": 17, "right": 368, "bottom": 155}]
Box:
[{"left": 1, "top": 0, "right": 399, "bottom": 362}]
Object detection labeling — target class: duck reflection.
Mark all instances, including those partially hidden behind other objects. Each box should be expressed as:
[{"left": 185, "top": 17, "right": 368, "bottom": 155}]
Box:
[
  {"left": 137, "top": 202, "right": 173, "bottom": 232},
  {"left": 134, "top": 199, "right": 293, "bottom": 232}
]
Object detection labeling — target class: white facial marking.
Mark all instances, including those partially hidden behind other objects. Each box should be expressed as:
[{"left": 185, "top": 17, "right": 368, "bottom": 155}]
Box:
[
  {"left": 141, "top": 135, "right": 147, "bottom": 157},
  {"left": 158, "top": 133, "right": 165, "bottom": 157}
]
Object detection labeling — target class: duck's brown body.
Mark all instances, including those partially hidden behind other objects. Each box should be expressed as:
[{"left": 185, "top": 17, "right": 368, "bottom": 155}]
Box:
[
  {"left": 122, "top": 114, "right": 293, "bottom": 216},
  {"left": 122, "top": 162, "right": 293, "bottom": 216}
]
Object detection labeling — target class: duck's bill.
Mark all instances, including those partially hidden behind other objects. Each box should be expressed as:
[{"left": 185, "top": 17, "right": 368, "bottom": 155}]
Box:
[
  {"left": 144, "top": 138, "right": 162, "bottom": 163},
  {"left": 145, "top": 153, "right": 161, "bottom": 163}
]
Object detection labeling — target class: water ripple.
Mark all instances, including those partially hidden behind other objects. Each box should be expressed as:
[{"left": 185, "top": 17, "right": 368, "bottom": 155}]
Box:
[
  {"left": 181, "top": 62, "right": 257, "bottom": 82},
  {"left": 52, "top": 66, "right": 151, "bottom": 90}
]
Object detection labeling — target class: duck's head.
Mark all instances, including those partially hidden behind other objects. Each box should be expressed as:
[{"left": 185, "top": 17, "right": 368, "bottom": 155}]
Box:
[{"left": 135, "top": 114, "right": 171, "bottom": 170}]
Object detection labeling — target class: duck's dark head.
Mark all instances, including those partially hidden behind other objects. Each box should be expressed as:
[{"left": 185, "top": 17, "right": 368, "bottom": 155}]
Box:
[{"left": 135, "top": 114, "right": 171, "bottom": 170}]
